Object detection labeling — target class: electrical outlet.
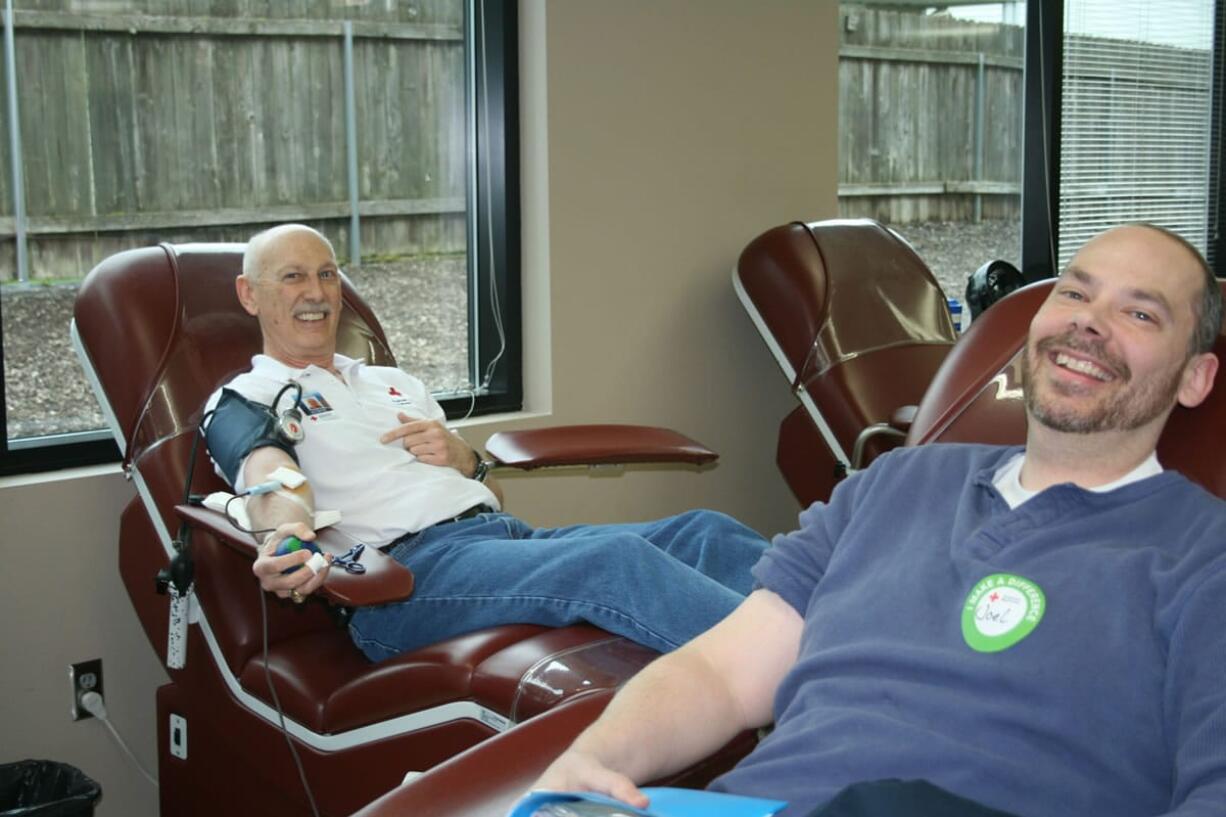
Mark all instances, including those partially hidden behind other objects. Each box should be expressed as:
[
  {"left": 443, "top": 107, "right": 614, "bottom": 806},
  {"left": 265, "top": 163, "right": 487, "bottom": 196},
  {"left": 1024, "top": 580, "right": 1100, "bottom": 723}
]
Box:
[
  {"left": 69, "top": 659, "right": 103, "bottom": 721},
  {"left": 169, "top": 713, "right": 188, "bottom": 759}
]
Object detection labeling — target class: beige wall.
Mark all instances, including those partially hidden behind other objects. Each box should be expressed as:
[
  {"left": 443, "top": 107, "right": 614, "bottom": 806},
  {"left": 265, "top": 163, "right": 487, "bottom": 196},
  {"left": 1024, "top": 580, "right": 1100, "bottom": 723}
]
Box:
[
  {"left": 0, "top": 466, "right": 164, "bottom": 817},
  {"left": 483, "top": 0, "right": 839, "bottom": 535},
  {"left": 0, "top": 2, "right": 839, "bottom": 814}
]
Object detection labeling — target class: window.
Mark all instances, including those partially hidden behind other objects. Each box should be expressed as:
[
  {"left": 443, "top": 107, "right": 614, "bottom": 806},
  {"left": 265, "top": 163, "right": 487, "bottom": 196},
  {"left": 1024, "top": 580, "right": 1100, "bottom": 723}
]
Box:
[
  {"left": 838, "top": 2, "right": 1027, "bottom": 310},
  {"left": 841, "top": 0, "right": 1223, "bottom": 298},
  {"left": 1057, "top": 0, "right": 1216, "bottom": 266},
  {"left": 0, "top": 0, "right": 519, "bottom": 476},
  {"left": 1022, "top": 0, "right": 1223, "bottom": 278}
]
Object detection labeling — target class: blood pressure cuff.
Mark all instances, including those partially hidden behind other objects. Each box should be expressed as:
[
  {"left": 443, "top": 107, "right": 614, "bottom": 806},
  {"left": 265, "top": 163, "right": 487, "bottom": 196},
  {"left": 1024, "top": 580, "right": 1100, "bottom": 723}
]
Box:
[{"left": 204, "top": 388, "right": 300, "bottom": 486}]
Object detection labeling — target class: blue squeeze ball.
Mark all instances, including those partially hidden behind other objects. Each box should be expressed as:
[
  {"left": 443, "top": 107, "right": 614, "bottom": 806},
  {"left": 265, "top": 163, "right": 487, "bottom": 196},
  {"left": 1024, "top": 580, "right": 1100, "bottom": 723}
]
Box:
[{"left": 275, "top": 535, "right": 321, "bottom": 574}]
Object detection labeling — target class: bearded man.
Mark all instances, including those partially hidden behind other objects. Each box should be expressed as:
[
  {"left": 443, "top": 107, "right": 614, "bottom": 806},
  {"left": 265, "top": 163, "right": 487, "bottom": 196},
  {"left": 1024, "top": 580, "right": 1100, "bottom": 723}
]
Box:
[{"left": 535, "top": 224, "right": 1226, "bottom": 817}]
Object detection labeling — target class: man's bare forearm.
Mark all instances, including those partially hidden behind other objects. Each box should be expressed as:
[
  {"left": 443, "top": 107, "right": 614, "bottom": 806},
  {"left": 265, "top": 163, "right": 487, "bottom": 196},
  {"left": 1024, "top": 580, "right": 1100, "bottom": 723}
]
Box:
[
  {"left": 569, "top": 646, "right": 756, "bottom": 783},
  {"left": 537, "top": 590, "right": 802, "bottom": 800},
  {"left": 242, "top": 447, "right": 316, "bottom": 537}
]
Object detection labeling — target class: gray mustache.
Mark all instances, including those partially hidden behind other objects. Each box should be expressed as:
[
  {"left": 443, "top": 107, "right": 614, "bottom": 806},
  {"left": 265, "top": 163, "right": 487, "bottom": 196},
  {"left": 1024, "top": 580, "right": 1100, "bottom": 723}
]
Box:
[{"left": 1035, "top": 332, "right": 1131, "bottom": 382}]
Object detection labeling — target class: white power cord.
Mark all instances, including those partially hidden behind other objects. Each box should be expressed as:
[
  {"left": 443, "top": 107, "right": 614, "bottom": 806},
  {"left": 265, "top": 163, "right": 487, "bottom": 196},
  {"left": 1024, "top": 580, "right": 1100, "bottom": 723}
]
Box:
[{"left": 79, "top": 691, "right": 159, "bottom": 787}]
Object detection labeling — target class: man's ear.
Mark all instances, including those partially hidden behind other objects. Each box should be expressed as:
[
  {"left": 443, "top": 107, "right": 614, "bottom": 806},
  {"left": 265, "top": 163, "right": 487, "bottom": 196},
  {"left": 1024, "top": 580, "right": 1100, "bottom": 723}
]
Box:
[
  {"left": 235, "top": 274, "right": 259, "bottom": 317},
  {"left": 1176, "top": 351, "right": 1219, "bottom": 409}
]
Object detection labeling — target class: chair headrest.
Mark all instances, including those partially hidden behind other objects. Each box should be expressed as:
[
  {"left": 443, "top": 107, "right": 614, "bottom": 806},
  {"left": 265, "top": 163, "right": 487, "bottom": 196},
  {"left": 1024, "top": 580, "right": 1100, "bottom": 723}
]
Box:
[
  {"left": 73, "top": 243, "right": 395, "bottom": 469},
  {"left": 735, "top": 218, "right": 956, "bottom": 388}
]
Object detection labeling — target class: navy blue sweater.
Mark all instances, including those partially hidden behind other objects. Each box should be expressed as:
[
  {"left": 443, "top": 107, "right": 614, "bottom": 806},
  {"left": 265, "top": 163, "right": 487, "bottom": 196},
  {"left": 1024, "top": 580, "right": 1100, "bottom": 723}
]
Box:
[{"left": 712, "top": 443, "right": 1226, "bottom": 817}]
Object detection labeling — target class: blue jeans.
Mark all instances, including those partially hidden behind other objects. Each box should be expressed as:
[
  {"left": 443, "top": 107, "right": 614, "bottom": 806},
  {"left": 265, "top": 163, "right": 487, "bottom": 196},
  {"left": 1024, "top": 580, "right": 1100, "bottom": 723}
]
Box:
[{"left": 348, "top": 509, "right": 768, "bottom": 660}]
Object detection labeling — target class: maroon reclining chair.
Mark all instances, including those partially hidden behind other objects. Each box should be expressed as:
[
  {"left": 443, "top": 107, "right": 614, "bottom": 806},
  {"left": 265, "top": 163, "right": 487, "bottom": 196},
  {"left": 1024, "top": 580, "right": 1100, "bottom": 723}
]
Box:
[
  {"left": 351, "top": 277, "right": 1226, "bottom": 817},
  {"left": 70, "top": 243, "right": 726, "bottom": 817},
  {"left": 734, "top": 218, "right": 958, "bottom": 507}
]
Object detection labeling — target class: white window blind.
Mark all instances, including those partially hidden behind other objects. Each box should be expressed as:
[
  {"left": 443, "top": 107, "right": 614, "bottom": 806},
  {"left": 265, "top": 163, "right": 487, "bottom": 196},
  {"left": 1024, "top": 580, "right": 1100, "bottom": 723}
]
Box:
[{"left": 1059, "top": 0, "right": 1215, "bottom": 267}]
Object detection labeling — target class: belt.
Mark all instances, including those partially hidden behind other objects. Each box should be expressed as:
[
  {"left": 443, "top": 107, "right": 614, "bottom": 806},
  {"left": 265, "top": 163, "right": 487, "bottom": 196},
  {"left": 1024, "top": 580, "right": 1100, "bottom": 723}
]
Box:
[
  {"left": 438, "top": 503, "right": 495, "bottom": 526},
  {"left": 382, "top": 504, "right": 496, "bottom": 552}
]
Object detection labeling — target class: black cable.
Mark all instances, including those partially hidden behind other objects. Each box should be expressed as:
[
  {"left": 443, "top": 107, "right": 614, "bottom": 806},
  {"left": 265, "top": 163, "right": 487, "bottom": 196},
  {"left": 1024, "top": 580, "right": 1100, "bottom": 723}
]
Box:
[
  {"left": 170, "top": 409, "right": 217, "bottom": 556},
  {"left": 223, "top": 492, "right": 277, "bottom": 538},
  {"left": 196, "top": 388, "right": 319, "bottom": 815},
  {"left": 260, "top": 584, "right": 322, "bottom": 817},
  {"left": 182, "top": 409, "right": 217, "bottom": 507},
  {"left": 272, "top": 381, "right": 304, "bottom": 415}
]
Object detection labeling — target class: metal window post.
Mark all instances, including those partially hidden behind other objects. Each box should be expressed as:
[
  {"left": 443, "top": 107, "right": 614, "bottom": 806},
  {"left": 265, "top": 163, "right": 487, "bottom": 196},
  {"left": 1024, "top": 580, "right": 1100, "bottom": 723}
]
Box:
[
  {"left": 343, "top": 20, "right": 360, "bottom": 268},
  {"left": 975, "top": 52, "right": 986, "bottom": 223},
  {"left": 5, "top": 0, "right": 27, "bottom": 283}
]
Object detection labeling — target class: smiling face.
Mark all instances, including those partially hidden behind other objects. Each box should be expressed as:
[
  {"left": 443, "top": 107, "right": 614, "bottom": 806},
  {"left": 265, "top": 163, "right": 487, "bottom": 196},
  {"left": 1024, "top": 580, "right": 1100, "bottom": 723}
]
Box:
[
  {"left": 1022, "top": 225, "right": 1217, "bottom": 437},
  {"left": 236, "top": 225, "right": 343, "bottom": 369}
]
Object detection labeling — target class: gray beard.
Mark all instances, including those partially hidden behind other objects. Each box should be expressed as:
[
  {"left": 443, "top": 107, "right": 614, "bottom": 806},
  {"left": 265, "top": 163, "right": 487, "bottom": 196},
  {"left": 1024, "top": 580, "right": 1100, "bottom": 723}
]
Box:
[{"left": 1021, "top": 343, "right": 1182, "bottom": 434}]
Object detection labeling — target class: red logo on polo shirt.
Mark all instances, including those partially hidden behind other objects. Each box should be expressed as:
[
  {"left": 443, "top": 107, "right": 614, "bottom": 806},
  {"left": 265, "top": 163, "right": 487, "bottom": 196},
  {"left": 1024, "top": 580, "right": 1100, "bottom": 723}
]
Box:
[{"left": 389, "top": 387, "right": 402, "bottom": 397}]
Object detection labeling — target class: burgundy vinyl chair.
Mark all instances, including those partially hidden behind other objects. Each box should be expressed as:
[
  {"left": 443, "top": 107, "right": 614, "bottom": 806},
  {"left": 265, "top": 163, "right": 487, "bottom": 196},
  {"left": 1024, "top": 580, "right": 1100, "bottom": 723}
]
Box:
[
  {"left": 351, "top": 277, "right": 1226, "bottom": 817},
  {"left": 70, "top": 243, "right": 722, "bottom": 817},
  {"left": 734, "top": 218, "right": 957, "bottom": 507}
]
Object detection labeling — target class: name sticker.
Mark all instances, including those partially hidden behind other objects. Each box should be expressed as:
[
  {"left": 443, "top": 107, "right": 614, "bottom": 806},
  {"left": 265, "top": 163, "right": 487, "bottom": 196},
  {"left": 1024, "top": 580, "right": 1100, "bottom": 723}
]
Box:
[{"left": 962, "top": 573, "right": 1046, "bottom": 653}]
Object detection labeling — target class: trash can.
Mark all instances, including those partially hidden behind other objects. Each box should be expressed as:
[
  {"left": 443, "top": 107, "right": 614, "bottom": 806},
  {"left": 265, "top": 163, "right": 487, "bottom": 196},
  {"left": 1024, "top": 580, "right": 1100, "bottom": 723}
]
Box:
[{"left": 0, "top": 760, "right": 100, "bottom": 817}]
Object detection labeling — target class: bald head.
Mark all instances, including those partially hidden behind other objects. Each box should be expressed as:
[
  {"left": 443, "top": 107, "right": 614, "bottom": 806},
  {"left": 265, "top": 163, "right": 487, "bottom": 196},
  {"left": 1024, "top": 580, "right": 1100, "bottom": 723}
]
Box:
[
  {"left": 1113, "top": 223, "right": 1222, "bottom": 355},
  {"left": 236, "top": 224, "right": 343, "bottom": 369},
  {"left": 242, "top": 224, "right": 337, "bottom": 282}
]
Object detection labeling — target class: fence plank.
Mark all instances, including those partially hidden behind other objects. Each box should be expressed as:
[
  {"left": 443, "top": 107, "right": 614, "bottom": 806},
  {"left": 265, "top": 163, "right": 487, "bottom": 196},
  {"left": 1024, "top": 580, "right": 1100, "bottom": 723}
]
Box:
[
  {"left": 12, "top": 10, "right": 462, "bottom": 41},
  {"left": 0, "top": 196, "right": 464, "bottom": 236}
]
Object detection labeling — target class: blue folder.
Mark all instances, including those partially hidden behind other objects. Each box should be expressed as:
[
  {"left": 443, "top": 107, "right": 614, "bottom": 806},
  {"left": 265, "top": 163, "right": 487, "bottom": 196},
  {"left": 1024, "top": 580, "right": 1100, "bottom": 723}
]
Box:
[{"left": 507, "top": 787, "right": 787, "bottom": 817}]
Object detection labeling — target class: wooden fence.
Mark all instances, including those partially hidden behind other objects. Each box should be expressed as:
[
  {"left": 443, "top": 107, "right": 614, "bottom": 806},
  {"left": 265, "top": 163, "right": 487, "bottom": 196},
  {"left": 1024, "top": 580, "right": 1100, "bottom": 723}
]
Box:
[
  {"left": 837, "top": 6, "right": 1025, "bottom": 224},
  {"left": 0, "top": 5, "right": 1210, "bottom": 280},
  {"left": 0, "top": 1, "right": 466, "bottom": 281}
]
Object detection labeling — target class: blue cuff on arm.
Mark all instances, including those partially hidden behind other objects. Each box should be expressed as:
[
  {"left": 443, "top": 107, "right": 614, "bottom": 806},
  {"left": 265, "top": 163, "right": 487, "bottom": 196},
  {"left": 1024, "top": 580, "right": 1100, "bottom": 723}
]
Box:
[{"left": 203, "top": 388, "right": 300, "bottom": 486}]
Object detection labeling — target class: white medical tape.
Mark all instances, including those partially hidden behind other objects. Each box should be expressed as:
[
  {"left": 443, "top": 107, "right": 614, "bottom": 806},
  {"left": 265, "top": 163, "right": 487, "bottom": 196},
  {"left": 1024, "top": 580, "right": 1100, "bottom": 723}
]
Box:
[
  {"left": 269, "top": 465, "right": 307, "bottom": 489},
  {"left": 273, "top": 487, "right": 313, "bottom": 513},
  {"left": 305, "top": 552, "right": 330, "bottom": 574}
]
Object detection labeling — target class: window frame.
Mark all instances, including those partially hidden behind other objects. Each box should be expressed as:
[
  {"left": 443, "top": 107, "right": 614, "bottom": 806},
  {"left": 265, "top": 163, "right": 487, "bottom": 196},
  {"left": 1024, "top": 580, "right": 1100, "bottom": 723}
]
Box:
[
  {"left": 0, "top": 0, "right": 521, "bottom": 476},
  {"left": 1022, "top": 0, "right": 1226, "bottom": 280},
  {"left": 446, "top": 0, "right": 522, "bottom": 420}
]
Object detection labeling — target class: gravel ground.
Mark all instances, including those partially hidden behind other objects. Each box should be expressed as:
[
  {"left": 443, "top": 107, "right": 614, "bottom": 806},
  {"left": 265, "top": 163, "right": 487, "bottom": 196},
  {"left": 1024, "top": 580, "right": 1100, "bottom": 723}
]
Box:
[
  {"left": 1, "top": 220, "right": 1021, "bottom": 441},
  {"left": 1, "top": 255, "right": 469, "bottom": 439},
  {"left": 893, "top": 219, "right": 1022, "bottom": 304}
]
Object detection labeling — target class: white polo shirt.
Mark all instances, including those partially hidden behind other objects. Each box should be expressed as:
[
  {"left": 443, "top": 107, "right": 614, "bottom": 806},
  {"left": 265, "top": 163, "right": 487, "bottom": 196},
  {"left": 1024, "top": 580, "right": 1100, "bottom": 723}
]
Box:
[{"left": 207, "top": 354, "right": 500, "bottom": 546}]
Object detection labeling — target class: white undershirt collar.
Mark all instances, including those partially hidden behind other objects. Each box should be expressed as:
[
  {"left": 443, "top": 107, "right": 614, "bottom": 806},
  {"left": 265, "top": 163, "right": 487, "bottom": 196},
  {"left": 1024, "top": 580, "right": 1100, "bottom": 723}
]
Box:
[{"left": 993, "top": 451, "right": 1163, "bottom": 509}]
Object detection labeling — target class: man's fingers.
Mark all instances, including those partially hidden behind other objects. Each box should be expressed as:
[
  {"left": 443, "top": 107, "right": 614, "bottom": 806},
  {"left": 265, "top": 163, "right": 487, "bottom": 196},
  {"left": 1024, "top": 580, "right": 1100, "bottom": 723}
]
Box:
[
  {"left": 380, "top": 416, "right": 433, "bottom": 445},
  {"left": 261, "top": 522, "right": 316, "bottom": 554},
  {"left": 254, "top": 550, "right": 312, "bottom": 587},
  {"left": 534, "top": 754, "right": 648, "bottom": 810},
  {"left": 298, "top": 560, "right": 332, "bottom": 595},
  {"left": 590, "top": 773, "right": 649, "bottom": 810}
]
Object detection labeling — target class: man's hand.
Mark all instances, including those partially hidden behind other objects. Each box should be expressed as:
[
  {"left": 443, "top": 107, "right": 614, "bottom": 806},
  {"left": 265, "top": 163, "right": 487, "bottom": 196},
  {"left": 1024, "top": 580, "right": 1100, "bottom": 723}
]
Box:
[
  {"left": 533, "top": 749, "right": 649, "bottom": 810},
  {"left": 252, "top": 521, "right": 331, "bottom": 601},
  {"left": 380, "top": 413, "right": 477, "bottom": 474}
]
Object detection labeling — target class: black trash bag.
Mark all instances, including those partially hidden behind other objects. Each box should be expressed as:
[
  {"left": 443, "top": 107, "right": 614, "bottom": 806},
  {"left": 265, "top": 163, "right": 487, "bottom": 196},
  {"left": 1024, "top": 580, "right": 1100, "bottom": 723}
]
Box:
[
  {"left": 965, "top": 259, "right": 1025, "bottom": 321},
  {"left": 0, "top": 760, "right": 101, "bottom": 817}
]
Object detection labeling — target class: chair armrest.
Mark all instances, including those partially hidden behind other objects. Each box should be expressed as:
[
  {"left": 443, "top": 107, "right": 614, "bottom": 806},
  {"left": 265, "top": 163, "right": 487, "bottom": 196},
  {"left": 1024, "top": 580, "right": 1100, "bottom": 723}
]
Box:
[
  {"left": 174, "top": 504, "right": 415, "bottom": 607},
  {"left": 351, "top": 690, "right": 615, "bottom": 817},
  {"left": 485, "top": 425, "right": 718, "bottom": 470},
  {"left": 351, "top": 687, "right": 758, "bottom": 817},
  {"left": 890, "top": 405, "right": 917, "bottom": 433}
]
